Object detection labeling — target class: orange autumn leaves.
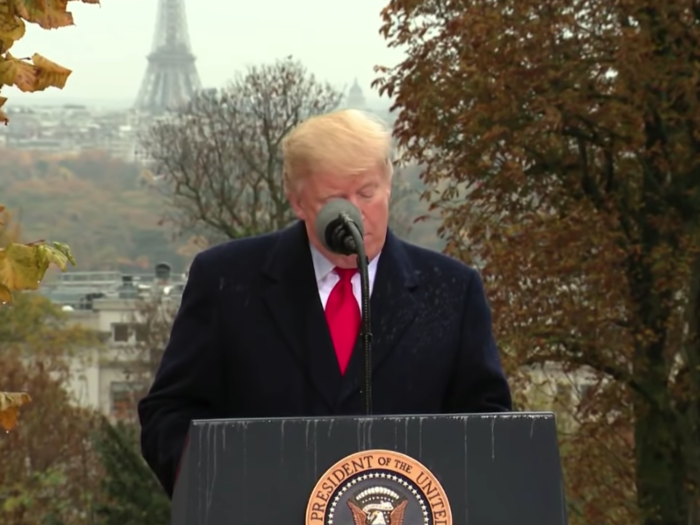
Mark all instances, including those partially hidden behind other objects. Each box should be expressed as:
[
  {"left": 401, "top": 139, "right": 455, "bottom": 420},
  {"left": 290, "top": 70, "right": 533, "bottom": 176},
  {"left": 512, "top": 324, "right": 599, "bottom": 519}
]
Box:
[
  {"left": 374, "top": 1, "right": 700, "bottom": 523},
  {"left": 0, "top": 392, "right": 31, "bottom": 431}
]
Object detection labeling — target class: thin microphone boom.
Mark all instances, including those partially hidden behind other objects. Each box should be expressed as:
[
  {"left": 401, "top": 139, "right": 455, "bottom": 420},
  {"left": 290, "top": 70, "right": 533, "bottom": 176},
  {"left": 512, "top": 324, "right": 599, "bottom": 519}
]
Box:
[
  {"left": 315, "top": 199, "right": 373, "bottom": 415},
  {"left": 339, "top": 213, "right": 372, "bottom": 416}
]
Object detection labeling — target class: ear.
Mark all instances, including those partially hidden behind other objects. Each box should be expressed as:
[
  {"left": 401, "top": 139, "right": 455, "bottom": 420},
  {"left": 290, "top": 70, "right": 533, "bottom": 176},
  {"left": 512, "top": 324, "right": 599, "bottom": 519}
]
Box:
[{"left": 287, "top": 189, "right": 306, "bottom": 221}]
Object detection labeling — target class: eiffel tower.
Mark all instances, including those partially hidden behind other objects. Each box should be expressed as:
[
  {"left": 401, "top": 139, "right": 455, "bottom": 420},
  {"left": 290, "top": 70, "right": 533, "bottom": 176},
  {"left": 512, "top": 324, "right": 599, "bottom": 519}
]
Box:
[{"left": 134, "top": 0, "right": 202, "bottom": 113}]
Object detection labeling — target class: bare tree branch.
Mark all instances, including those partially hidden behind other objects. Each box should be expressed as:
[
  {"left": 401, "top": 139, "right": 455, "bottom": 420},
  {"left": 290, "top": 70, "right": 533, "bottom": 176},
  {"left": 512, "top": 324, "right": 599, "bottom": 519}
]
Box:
[{"left": 140, "top": 57, "right": 344, "bottom": 242}]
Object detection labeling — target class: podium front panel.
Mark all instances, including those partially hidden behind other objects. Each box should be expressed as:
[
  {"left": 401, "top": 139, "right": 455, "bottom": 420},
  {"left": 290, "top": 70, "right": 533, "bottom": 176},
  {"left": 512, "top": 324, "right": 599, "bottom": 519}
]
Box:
[{"left": 172, "top": 413, "right": 567, "bottom": 525}]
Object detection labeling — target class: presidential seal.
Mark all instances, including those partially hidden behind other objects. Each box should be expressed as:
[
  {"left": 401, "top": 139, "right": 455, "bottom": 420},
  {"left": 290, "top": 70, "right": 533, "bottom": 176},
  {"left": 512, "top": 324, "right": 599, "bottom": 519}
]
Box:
[{"left": 306, "top": 450, "right": 452, "bottom": 525}]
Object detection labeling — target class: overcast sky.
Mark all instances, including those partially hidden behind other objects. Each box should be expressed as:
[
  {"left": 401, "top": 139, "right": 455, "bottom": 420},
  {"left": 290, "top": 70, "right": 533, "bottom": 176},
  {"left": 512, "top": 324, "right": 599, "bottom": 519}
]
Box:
[{"left": 4, "top": 0, "right": 404, "bottom": 105}]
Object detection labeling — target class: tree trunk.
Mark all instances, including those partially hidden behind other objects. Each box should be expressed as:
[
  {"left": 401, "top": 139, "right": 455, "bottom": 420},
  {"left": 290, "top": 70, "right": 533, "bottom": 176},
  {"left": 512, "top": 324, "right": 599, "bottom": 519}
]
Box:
[
  {"left": 689, "top": 499, "right": 700, "bottom": 525},
  {"left": 634, "top": 399, "right": 687, "bottom": 525}
]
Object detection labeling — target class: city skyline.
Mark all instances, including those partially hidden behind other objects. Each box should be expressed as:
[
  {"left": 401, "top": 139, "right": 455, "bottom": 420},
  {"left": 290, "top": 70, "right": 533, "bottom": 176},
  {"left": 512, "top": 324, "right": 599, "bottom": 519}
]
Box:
[{"left": 2, "top": 0, "right": 403, "bottom": 107}]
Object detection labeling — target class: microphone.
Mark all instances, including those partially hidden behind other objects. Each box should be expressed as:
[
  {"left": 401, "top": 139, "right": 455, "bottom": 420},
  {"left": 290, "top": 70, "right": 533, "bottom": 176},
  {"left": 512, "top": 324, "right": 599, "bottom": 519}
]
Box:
[
  {"left": 315, "top": 199, "right": 365, "bottom": 256},
  {"left": 314, "top": 198, "right": 373, "bottom": 415}
]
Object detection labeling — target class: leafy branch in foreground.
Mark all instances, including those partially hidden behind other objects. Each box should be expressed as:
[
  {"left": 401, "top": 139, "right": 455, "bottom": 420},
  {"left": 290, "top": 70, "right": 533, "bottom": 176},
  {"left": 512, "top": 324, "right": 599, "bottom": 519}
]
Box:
[
  {"left": 0, "top": 204, "right": 76, "bottom": 430},
  {"left": 0, "top": 0, "right": 101, "bottom": 124}
]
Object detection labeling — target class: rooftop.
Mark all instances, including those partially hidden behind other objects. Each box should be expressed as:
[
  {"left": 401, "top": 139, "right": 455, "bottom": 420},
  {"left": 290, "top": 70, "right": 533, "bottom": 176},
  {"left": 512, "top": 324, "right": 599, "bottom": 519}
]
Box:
[{"left": 40, "top": 262, "right": 186, "bottom": 311}]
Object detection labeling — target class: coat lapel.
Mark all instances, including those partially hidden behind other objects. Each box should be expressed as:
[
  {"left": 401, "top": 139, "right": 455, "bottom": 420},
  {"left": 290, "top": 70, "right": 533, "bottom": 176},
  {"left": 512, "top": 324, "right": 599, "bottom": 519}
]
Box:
[
  {"left": 338, "top": 231, "right": 420, "bottom": 405},
  {"left": 261, "top": 222, "right": 342, "bottom": 409}
]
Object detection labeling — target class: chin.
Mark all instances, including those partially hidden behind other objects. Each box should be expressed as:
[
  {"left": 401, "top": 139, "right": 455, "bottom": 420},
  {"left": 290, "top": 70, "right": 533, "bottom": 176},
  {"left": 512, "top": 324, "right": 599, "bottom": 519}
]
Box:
[{"left": 333, "top": 254, "right": 359, "bottom": 269}]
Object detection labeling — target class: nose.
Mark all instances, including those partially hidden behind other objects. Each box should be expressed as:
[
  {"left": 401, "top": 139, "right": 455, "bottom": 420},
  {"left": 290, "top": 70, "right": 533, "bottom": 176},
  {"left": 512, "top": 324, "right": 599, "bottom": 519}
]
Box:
[
  {"left": 347, "top": 195, "right": 362, "bottom": 210},
  {"left": 346, "top": 196, "right": 367, "bottom": 221}
]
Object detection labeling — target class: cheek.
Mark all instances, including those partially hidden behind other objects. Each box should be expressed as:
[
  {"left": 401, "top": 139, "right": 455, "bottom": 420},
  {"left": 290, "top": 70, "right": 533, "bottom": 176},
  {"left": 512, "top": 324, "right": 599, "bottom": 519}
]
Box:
[
  {"left": 361, "top": 200, "right": 389, "bottom": 228},
  {"left": 290, "top": 190, "right": 320, "bottom": 221}
]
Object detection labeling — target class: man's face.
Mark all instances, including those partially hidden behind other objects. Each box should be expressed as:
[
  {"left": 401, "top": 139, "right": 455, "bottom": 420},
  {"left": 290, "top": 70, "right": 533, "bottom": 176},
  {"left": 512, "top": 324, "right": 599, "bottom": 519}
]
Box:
[{"left": 288, "top": 165, "right": 391, "bottom": 268}]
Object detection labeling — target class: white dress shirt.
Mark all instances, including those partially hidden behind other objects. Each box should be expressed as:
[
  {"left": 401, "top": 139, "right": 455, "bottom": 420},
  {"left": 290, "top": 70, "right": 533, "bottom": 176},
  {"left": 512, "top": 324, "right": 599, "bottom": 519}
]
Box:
[{"left": 309, "top": 244, "right": 380, "bottom": 309}]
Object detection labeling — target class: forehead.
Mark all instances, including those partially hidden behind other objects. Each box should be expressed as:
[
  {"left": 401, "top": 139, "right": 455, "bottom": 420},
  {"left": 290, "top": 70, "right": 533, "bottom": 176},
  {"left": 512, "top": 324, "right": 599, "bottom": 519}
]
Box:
[{"left": 308, "top": 167, "right": 385, "bottom": 193}]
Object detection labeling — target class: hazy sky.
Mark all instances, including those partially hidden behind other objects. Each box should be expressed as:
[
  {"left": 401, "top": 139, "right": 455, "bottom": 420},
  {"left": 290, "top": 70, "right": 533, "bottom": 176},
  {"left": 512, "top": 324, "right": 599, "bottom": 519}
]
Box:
[{"left": 4, "top": 0, "right": 404, "bottom": 104}]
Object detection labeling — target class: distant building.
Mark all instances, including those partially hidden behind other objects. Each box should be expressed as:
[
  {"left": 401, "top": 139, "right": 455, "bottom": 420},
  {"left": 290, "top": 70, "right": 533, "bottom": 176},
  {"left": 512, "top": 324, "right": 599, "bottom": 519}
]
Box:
[
  {"left": 345, "top": 78, "right": 367, "bottom": 110},
  {"left": 42, "top": 262, "right": 187, "bottom": 421},
  {"left": 0, "top": 104, "right": 143, "bottom": 162}
]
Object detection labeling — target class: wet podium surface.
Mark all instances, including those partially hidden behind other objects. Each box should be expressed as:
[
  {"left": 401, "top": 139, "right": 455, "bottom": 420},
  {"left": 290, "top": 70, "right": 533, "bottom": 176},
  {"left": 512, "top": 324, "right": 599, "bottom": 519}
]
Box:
[{"left": 172, "top": 412, "right": 568, "bottom": 525}]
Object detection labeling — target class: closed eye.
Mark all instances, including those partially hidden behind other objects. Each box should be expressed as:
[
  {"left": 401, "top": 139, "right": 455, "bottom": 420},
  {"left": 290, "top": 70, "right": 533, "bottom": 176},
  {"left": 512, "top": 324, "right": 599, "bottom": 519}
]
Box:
[{"left": 358, "top": 186, "right": 377, "bottom": 199}]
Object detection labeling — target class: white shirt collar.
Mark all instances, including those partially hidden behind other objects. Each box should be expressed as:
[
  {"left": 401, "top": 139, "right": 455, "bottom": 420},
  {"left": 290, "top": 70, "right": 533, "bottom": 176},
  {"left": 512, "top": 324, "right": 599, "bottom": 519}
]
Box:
[{"left": 310, "top": 243, "right": 380, "bottom": 282}]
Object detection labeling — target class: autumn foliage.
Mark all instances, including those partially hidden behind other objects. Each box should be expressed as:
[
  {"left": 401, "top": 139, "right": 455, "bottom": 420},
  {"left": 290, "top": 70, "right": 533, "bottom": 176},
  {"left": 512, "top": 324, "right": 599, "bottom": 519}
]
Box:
[
  {"left": 0, "top": 294, "right": 101, "bottom": 524},
  {"left": 1, "top": 0, "right": 99, "bottom": 435},
  {"left": 0, "top": 149, "right": 191, "bottom": 271},
  {"left": 0, "top": 205, "right": 77, "bottom": 435},
  {"left": 0, "top": 0, "right": 101, "bottom": 123},
  {"left": 375, "top": 1, "right": 700, "bottom": 525},
  {"left": 0, "top": 206, "right": 75, "bottom": 315}
]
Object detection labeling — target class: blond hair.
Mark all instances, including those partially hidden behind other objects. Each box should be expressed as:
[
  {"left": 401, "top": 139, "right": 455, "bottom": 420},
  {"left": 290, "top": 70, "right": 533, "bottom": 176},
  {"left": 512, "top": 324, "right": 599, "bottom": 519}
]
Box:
[{"left": 281, "top": 109, "right": 393, "bottom": 193}]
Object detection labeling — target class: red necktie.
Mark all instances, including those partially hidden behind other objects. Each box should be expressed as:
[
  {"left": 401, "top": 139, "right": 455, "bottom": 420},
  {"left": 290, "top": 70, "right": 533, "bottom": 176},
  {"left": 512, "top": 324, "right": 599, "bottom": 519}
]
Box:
[{"left": 324, "top": 268, "right": 361, "bottom": 374}]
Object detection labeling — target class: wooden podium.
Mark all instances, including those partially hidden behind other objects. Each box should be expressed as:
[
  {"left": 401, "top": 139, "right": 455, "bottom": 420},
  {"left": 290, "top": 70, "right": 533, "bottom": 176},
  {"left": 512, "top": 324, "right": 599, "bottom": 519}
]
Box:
[{"left": 171, "top": 412, "right": 568, "bottom": 525}]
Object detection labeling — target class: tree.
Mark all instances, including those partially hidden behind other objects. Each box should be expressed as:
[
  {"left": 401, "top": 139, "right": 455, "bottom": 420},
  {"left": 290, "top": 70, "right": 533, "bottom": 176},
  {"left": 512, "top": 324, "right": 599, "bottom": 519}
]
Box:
[
  {"left": 388, "top": 163, "right": 444, "bottom": 249},
  {"left": 0, "top": 293, "right": 102, "bottom": 525},
  {"left": 140, "top": 57, "right": 344, "bottom": 243},
  {"left": 0, "top": 150, "right": 191, "bottom": 272},
  {"left": 388, "top": 166, "right": 419, "bottom": 240},
  {"left": 0, "top": 205, "right": 75, "bottom": 424},
  {"left": 1, "top": 0, "right": 95, "bottom": 427},
  {"left": 92, "top": 419, "right": 170, "bottom": 525},
  {"left": 89, "top": 294, "right": 174, "bottom": 518},
  {"left": 120, "top": 292, "right": 179, "bottom": 419},
  {"left": 0, "top": 205, "right": 76, "bottom": 432},
  {"left": 375, "top": 2, "right": 700, "bottom": 525},
  {"left": 0, "top": 1, "right": 100, "bottom": 123}
]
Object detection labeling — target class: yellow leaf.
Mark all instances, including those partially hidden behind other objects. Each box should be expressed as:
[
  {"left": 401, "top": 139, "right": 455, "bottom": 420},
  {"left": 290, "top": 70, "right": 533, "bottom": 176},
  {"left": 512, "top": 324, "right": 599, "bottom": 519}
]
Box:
[
  {"left": 32, "top": 53, "right": 71, "bottom": 90},
  {"left": 9, "top": 0, "right": 31, "bottom": 20},
  {"left": 0, "top": 243, "right": 45, "bottom": 291},
  {"left": 12, "top": 0, "right": 74, "bottom": 29},
  {"left": 0, "top": 392, "right": 32, "bottom": 431},
  {"left": 0, "top": 0, "right": 15, "bottom": 28},
  {"left": 36, "top": 241, "right": 76, "bottom": 271},
  {"left": 0, "top": 52, "right": 38, "bottom": 92},
  {"left": 0, "top": 283, "right": 12, "bottom": 304},
  {"left": 50, "top": 241, "right": 77, "bottom": 266},
  {"left": 0, "top": 242, "right": 77, "bottom": 292},
  {"left": 0, "top": 53, "right": 71, "bottom": 92},
  {"left": 0, "top": 14, "right": 26, "bottom": 53},
  {"left": 0, "top": 241, "right": 74, "bottom": 292},
  {"left": 40, "top": 0, "right": 74, "bottom": 30},
  {"left": 0, "top": 96, "right": 6, "bottom": 125}
]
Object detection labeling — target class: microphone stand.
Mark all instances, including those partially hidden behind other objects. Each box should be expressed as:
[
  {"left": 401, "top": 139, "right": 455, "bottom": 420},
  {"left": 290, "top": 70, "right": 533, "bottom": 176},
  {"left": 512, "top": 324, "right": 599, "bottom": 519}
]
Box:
[{"left": 340, "top": 215, "right": 373, "bottom": 416}]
